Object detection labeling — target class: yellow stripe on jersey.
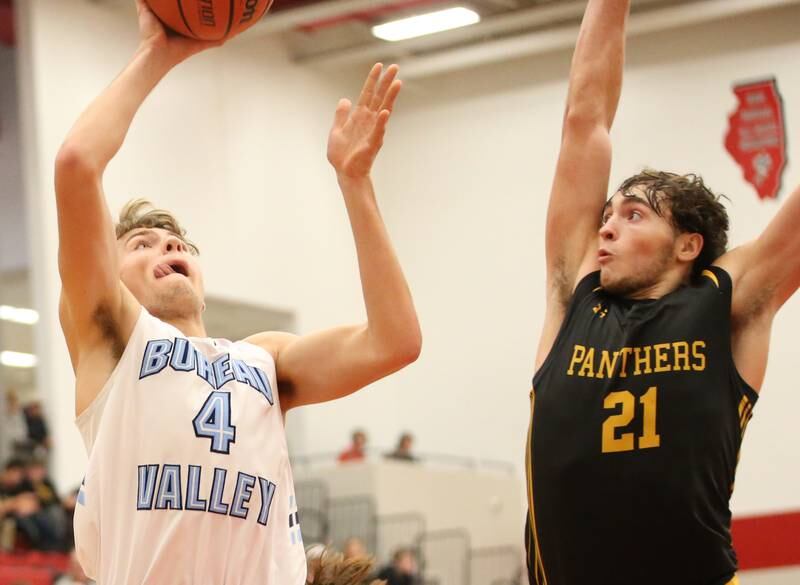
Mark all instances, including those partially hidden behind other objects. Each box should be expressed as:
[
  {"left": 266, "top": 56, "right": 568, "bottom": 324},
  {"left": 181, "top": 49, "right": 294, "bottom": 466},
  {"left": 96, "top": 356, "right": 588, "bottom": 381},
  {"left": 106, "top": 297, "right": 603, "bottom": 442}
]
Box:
[
  {"left": 726, "top": 575, "right": 740, "bottom": 585},
  {"left": 739, "top": 395, "right": 754, "bottom": 433},
  {"left": 526, "top": 390, "right": 548, "bottom": 585},
  {"left": 702, "top": 269, "right": 720, "bottom": 288}
]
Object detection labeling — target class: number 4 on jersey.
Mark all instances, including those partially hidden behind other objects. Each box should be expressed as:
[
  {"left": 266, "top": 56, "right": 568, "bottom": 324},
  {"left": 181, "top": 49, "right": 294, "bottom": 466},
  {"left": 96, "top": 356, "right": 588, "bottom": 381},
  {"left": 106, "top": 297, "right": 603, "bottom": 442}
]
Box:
[{"left": 193, "top": 392, "right": 237, "bottom": 454}]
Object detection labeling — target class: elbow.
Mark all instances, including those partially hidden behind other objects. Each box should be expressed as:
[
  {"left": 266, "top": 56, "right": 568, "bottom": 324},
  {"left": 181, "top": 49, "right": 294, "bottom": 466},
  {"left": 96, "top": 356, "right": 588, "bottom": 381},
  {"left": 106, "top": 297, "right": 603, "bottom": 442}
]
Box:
[
  {"left": 562, "top": 105, "right": 606, "bottom": 135},
  {"left": 55, "top": 142, "right": 100, "bottom": 182},
  {"left": 398, "top": 329, "right": 423, "bottom": 366},
  {"left": 379, "top": 326, "right": 422, "bottom": 371}
]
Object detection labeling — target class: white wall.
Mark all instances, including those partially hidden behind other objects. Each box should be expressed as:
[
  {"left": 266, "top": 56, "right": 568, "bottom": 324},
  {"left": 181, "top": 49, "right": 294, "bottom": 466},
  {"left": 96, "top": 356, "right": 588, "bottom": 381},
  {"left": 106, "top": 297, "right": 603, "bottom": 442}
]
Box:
[
  {"left": 361, "top": 4, "right": 800, "bottom": 517},
  {"left": 17, "top": 0, "right": 800, "bottom": 524},
  {"left": 17, "top": 0, "right": 362, "bottom": 490},
  {"left": 0, "top": 45, "right": 27, "bottom": 272}
]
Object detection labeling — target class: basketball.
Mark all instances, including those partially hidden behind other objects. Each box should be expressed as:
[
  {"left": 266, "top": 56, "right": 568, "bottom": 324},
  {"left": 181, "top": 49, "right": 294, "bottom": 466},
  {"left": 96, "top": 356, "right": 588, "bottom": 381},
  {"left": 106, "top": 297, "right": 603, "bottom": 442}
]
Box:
[{"left": 145, "top": 0, "right": 274, "bottom": 41}]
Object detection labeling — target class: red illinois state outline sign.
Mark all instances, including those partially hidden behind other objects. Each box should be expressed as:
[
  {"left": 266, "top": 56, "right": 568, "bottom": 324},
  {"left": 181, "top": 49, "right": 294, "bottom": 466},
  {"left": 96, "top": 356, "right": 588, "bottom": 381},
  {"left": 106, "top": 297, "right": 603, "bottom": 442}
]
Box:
[{"left": 724, "top": 78, "right": 787, "bottom": 200}]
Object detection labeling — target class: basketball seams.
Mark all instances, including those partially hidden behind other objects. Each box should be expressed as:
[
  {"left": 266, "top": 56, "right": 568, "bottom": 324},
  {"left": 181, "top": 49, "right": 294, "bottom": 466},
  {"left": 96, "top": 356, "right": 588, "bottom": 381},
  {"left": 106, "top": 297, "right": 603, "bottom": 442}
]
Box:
[
  {"left": 176, "top": 0, "right": 197, "bottom": 38},
  {"left": 224, "top": 0, "right": 235, "bottom": 39},
  {"left": 149, "top": 0, "right": 271, "bottom": 41}
]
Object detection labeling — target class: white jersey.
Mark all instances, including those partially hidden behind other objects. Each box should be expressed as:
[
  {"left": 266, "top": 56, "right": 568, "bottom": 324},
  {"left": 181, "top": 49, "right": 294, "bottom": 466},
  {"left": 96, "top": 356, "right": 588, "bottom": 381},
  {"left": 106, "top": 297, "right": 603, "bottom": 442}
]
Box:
[{"left": 74, "top": 308, "right": 306, "bottom": 584}]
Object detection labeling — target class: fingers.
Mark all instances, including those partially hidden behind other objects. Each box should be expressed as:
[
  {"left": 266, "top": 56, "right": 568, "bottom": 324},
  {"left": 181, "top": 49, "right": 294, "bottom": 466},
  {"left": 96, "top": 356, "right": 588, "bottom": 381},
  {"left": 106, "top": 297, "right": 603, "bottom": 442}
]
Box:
[
  {"left": 370, "top": 64, "right": 399, "bottom": 110},
  {"left": 357, "top": 63, "right": 383, "bottom": 108},
  {"left": 369, "top": 110, "right": 391, "bottom": 149},
  {"left": 333, "top": 98, "right": 352, "bottom": 129},
  {"left": 379, "top": 79, "right": 402, "bottom": 114}
]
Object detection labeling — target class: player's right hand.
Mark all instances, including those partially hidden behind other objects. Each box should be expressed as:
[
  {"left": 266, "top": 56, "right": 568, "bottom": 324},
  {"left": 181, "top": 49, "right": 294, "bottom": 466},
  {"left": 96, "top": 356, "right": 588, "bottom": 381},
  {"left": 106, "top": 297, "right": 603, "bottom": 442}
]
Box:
[{"left": 135, "top": 0, "right": 223, "bottom": 64}]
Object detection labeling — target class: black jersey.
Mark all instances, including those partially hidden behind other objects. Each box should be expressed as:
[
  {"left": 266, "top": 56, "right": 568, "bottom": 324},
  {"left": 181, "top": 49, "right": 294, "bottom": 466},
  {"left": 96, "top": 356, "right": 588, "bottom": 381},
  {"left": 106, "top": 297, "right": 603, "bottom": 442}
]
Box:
[{"left": 525, "top": 267, "right": 757, "bottom": 585}]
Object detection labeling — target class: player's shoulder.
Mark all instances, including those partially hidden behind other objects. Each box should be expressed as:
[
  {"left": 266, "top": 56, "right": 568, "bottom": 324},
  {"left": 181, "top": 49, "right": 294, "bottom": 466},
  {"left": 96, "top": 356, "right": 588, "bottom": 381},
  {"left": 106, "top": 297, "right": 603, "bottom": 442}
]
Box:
[{"left": 243, "top": 331, "right": 297, "bottom": 361}]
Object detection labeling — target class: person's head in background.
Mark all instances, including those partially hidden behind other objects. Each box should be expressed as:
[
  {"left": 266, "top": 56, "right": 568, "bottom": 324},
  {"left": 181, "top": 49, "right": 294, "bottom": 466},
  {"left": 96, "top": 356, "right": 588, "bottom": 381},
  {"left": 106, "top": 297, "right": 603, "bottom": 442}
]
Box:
[
  {"left": 305, "top": 544, "right": 382, "bottom": 585},
  {"left": 25, "top": 400, "right": 43, "bottom": 419},
  {"left": 396, "top": 433, "right": 413, "bottom": 455},
  {"left": 392, "top": 548, "right": 418, "bottom": 575},
  {"left": 352, "top": 430, "right": 367, "bottom": 451},
  {"left": 1, "top": 458, "right": 26, "bottom": 489},
  {"left": 5, "top": 388, "right": 20, "bottom": 414},
  {"left": 343, "top": 536, "right": 368, "bottom": 560},
  {"left": 25, "top": 457, "right": 49, "bottom": 484}
]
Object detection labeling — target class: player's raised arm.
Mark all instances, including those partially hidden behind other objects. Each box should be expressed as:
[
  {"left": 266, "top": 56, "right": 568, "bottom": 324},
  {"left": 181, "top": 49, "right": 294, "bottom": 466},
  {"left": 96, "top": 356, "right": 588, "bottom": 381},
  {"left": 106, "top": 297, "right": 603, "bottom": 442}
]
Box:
[
  {"left": 56, "top": 1, "right": 218, "bottom": 339},
  {"left": 536, "top": 0, "right": 630, "bottom": 367},
  {"left": 716, "top": 181, "right": 800, "bottom": 314},
  {"left": 55, "top": 1, "right": 219, "bottom": 408},
  {"left": 247, "top": 64, "right": 421, "bottom": 411},
  {"left": 713, "top": 181, "right": 800, "bottom": 390}
]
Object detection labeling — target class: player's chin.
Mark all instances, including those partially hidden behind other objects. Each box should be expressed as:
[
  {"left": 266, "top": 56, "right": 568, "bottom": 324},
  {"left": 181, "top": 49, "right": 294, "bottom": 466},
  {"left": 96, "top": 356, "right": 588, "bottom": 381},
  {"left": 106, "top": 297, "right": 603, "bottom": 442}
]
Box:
[
  {"left": 599, "top": 268, "right": 630, "bottom": 296},
  {"left": 599, "top": 266, "right": 614, "bottom": 289}
]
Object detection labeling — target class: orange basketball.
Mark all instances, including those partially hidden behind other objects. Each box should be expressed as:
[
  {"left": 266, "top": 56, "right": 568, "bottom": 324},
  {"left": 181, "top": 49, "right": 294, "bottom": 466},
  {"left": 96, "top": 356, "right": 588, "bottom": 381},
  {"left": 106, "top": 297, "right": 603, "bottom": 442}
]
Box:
[{"left": 145, "top": 0, "right": 274, "bottom": 41}]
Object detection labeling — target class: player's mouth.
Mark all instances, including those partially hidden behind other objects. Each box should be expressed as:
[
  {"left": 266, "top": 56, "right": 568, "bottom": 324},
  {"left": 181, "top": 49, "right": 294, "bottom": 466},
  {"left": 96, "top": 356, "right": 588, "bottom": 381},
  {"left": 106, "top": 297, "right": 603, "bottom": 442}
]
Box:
[
  {"left": 154, "top": 261, "right": 190, "bottom": 279},
  {"left": 598, "top": 249, "right": 613, "bottom": 263}
]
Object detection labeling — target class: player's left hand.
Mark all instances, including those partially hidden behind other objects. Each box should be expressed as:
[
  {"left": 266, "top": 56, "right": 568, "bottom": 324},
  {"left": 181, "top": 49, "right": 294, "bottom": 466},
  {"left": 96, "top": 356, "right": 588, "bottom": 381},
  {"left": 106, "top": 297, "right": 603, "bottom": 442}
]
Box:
[{"left": 327, "top": 63, "right": 401, "bottom": 179}]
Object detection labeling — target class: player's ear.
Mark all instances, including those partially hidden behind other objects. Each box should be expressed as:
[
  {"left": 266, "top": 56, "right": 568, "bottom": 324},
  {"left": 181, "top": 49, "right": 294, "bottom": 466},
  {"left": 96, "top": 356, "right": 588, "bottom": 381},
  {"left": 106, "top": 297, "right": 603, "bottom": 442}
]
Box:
[{"left": 677, "top": 232, "right": 703, "bottom": 263}]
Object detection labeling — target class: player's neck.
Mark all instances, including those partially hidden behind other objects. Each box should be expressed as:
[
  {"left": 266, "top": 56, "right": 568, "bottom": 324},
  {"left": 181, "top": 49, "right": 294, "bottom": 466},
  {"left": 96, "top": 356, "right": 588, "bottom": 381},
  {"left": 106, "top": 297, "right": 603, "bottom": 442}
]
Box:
[
  {"left": 164, "top": 315, "right": 207, "bottom": 339},
  {"left": 625, "top": 268, "right": 689, "bottom": 301}
]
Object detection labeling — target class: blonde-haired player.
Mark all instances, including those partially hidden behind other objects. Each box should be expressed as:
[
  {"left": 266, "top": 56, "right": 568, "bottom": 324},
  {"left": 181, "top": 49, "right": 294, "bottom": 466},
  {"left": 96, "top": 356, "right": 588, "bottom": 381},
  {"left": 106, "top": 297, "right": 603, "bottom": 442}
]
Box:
[{"left": 55, "top": 2, "right": 421, "bottom": 583}]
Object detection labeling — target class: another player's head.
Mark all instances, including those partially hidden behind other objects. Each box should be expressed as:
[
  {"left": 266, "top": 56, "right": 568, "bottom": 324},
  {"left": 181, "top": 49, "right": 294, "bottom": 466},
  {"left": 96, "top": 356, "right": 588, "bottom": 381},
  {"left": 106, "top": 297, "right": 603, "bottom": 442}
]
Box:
[
  {"left": 598, "top": 170, "right": 729, "bottom": 297},
  {"left": 305, "top": 544, "right": 381, "bottom": 585},
  {"left": 116, "top": 199, "right": 205, "bottom": 321}
]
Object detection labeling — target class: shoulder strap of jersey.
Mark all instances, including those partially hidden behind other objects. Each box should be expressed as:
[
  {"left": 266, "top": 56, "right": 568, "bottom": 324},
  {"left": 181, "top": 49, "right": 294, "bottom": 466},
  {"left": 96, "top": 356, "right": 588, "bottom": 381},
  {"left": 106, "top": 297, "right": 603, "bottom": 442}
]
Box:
[{"left": 700, "top": 265, "right": 733, "bottom": 294}]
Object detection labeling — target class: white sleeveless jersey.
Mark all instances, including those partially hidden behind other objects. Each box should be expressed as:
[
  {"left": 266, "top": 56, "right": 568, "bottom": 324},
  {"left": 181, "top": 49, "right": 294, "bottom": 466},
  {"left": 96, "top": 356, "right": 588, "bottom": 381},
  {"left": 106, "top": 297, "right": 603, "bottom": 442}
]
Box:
[{"left": 74, "top": 308, "right": 306, "bottom": 584}]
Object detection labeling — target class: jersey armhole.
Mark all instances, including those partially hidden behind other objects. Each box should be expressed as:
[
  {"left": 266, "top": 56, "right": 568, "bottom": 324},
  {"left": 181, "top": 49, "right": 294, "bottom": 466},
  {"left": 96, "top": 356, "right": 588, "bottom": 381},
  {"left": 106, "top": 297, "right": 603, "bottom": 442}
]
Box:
[
  {"left": 533, "top": 271, "right": 601, "bottom": 391},
  {"left": 75, "top": 306, "right": 148, "bottom": 449},
  {"left": 705, "top": 265, "right": 760, "bottom": 409}
]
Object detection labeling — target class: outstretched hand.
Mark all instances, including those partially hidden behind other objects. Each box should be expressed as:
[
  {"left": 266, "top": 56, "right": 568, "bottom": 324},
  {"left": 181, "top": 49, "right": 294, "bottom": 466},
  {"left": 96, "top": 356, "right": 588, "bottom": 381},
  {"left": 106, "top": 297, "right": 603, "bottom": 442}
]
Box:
[
  {"left": 135, "top": 0, "right": 223, "bottom": 64},
  {"left": 327, "top": 64, "right": 402, "bottom": 179}
]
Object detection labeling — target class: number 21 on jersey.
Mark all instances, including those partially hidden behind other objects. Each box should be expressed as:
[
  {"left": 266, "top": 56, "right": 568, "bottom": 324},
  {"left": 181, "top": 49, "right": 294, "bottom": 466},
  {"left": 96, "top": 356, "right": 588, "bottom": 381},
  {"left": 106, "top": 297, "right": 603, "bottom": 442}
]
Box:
[{"left": 602, "top": 386, "right": 660, "bottom": 453}]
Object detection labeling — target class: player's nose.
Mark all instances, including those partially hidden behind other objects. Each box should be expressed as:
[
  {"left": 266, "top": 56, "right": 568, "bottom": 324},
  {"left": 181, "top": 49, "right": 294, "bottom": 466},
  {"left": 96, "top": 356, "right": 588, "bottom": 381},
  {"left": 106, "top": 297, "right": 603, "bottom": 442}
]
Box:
[
  {"left": 163, "top": 235, "right": 187, "bottom": 254},
  {"left": 599, "top": 219, "right": 617, "bottom": 241}
]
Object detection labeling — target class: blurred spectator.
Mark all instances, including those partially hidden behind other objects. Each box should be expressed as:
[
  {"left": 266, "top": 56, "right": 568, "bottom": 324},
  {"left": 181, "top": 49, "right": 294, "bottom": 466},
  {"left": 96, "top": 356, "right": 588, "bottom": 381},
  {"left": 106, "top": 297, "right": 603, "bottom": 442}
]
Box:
[
  {"left": 24, "top": 401, "right": 51, "bottom": 455},
  {"left": 338, "top": 430, "right": 367, "bottom": 463},
  {"left": 55, "top": 549, "right": 94, "bottom": 584},
  {"left": 1, "top": 458, "right": 32, "bottom": 497},
  {"left": 385, "top": 433, "right": 415, "bottom": 463},
  {"left": 0, "top": 458, "right": 63, "bottom": 551},
  {"left": 0, "top": 389, "right": 30, "bottom": 463},
  {"left": 343, "top": 536, "right": 367, "bottom": 560},
  {"left": 27, "top": 457, "right": 68, "bottom": 549},
  {"left": 376, "top": 548, "right": 421, "bottom": 585}
]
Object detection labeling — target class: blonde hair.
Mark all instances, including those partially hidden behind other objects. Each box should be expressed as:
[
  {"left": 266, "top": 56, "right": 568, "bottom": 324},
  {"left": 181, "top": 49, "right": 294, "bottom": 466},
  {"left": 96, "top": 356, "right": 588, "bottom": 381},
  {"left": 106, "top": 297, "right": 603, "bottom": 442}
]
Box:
[
  {"left": 306, "top": 547, "right": 385, "bottom": 585},
  {"left": 116, "top": 199, "right": 199, "bottom": 255}
]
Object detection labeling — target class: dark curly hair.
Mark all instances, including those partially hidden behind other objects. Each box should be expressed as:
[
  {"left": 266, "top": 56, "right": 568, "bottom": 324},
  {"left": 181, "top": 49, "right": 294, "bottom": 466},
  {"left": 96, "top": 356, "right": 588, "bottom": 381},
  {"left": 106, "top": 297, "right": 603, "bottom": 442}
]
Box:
[{"left": 616, "top": 170, "right": 730, "bottom": 279}]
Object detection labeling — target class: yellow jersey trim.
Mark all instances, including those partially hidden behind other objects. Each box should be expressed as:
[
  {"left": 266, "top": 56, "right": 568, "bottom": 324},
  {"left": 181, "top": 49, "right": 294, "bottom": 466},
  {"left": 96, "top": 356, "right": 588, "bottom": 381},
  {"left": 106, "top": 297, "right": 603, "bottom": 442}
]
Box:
[
  {"left": 526, "top": 390, "right": 548, "bottom": 585},
  {"left": 702, "top": 269, "right": 720, "bottom": 288}
]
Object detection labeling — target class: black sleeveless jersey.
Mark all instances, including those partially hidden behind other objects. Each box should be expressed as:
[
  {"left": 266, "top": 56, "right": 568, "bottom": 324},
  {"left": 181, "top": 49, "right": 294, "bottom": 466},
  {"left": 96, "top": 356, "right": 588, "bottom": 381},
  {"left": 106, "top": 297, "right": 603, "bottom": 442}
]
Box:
[{"left": 525, "top": 267, "right": 757, "bottom": 585}]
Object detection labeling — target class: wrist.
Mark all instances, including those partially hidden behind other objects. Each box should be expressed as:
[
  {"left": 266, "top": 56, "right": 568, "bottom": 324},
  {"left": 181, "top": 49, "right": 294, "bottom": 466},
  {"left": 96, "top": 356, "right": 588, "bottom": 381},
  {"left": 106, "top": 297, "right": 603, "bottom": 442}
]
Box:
[
  {"left": 336, "top": 172, "right": 372, "bottom": 188},
  {"left": 134, "top": 41, "right": 181, "bottom": 73}
]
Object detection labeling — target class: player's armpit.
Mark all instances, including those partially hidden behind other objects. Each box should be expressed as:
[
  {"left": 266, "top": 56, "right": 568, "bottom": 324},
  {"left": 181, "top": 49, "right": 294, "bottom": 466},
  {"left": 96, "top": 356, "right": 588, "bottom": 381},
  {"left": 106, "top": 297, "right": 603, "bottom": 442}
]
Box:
[{"left": 717, "top": 183, "right": 800, "bottom": 317}]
